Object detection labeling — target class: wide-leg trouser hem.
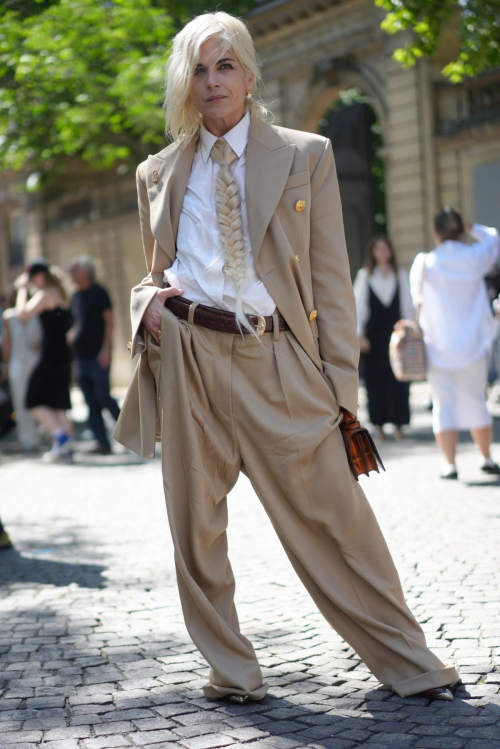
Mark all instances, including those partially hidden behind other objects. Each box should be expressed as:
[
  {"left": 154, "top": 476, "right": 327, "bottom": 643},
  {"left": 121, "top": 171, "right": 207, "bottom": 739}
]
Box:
[
  {"left": 203, "top": 682, "right": 269, "bottom": 701},
  {"left": 392, "top": 665, "right": 460, "bottom": 697}
]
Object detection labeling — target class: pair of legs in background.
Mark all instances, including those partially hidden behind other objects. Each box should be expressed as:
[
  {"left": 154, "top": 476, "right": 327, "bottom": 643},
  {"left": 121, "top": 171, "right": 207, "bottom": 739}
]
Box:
[
  {"left": 429, "top": 355, "right": 499, "bottom": 478},
  {"left": 154, "top": 308, "right": 458, "bottom": 700},
  {"left": 8, "top": 360, "right": 40, "bottom": 451},
  {"left": 77, "top": 357, "right": 121, "bottom": 452}
]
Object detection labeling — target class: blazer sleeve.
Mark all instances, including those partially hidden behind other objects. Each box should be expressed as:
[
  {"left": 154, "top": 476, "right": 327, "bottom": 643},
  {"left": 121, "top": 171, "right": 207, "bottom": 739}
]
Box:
[
  {"left": 309, "top": 139, "right": 360, "bottom": 415},
  {"left": 129, "top": 162, "right": 164, "bottom": 358}
]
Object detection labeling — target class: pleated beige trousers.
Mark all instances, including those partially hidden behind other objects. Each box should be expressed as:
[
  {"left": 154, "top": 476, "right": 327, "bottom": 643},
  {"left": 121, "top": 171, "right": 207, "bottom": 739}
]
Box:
[{"left": 151, "top": 307, "right": 458, "bottom": 700}]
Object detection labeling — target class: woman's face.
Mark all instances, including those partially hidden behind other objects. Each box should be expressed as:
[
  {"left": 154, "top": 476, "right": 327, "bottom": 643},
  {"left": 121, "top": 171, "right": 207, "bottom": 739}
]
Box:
[
  {"left": 189, "top": 36, "right": 253, "bottom": 133},
  {"left": 372, "top": 240, "right": 392, "bottom": 267},
  {"left": 29, "top": 272, "right": 46, "bottom": 290}
]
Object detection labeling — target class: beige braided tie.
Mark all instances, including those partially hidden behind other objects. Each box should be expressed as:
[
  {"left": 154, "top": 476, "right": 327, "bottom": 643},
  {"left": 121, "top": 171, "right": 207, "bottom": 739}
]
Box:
[{"left": 210, "top": 139, "right": 248, "bottom": 314}]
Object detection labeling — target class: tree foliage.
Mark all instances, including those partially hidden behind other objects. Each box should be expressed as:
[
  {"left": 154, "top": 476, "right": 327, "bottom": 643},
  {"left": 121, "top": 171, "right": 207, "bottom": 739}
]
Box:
[
  {"left": 375, "top": 0, "right": 500, "bottom": 82},
  {"left": 0, "top": 0, "right": 252, "bottom": 182}
]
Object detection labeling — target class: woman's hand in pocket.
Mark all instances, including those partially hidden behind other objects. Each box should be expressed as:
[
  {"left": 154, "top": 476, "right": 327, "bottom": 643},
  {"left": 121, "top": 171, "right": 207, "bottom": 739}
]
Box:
[{"left": 143, "top": 287, "right": 184, "bottom": 345}]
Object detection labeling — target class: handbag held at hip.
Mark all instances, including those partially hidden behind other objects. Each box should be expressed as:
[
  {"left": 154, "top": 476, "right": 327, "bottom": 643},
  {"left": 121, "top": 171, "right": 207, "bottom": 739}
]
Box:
[
  {"left": 389, "top": 255, "right": 427, "bottom": 382},
  {"left": 339, "top": 408, "right": 385, "bottom": 480},
  {"left": 389, "top": 320, "right": 427, "bottom": 382}
]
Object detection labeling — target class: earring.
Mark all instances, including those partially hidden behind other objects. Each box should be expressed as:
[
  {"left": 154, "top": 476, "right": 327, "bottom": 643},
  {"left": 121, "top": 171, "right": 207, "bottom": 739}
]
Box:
[{"left": 246, "top": 89, "right": 252, "bottom": 100}]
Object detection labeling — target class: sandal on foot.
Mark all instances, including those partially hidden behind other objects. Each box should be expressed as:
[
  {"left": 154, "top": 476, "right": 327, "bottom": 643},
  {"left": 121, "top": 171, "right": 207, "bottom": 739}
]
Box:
[
  {"left": 415, "top": 681, "right": 462, "bottom": 702},
  {"left": 228, "top": 694, "right": 249, "bottom": 704}
]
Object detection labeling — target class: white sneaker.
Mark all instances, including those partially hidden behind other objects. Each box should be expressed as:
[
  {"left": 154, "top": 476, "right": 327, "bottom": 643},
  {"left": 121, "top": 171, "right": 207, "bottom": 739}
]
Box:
[
  {"left": 480, "top": 457, "right": 500, "bottom": 475},
  {"left": 42, "top": 433, "right": 74, "bottom": 463},
  {"left": 440, "top": 464, "right": 458, "bottom": 480}
]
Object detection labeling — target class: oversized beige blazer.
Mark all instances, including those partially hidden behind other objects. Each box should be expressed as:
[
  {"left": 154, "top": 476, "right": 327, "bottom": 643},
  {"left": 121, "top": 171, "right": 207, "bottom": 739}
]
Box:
[{"left": 114, "top": 116, "right": 360, "bottom": 457}]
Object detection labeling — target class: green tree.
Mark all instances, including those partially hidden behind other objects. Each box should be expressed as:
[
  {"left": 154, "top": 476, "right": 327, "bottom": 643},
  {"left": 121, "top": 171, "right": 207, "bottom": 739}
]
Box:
[
  {"left": 0, "top": 0, "right": 253, "bottom": 183},
  {"left": 376, "top": 0, "right": 500, "bottom": 82}
]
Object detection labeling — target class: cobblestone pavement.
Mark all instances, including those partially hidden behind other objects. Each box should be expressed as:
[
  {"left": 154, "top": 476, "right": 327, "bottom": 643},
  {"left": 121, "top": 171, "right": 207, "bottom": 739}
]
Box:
[{"left": 1, "top": 387, "right": 500, "bottom": 749}]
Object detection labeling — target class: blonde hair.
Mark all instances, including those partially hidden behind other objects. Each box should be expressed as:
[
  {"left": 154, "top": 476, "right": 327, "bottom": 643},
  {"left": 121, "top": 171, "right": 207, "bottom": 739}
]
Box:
[
  {"left": 164, "top": 12, "right": 268, "bottom": 146},
  {"left": 45, "top": 266, "right": 70, "bottom": 303}
]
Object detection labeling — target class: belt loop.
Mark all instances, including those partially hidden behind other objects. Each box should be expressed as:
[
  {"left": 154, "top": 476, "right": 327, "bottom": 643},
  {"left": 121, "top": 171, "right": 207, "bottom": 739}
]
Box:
[
  {"left": 272, "top": 313, "right": 280, "bottom": 341},
  {"left": 188, "top": 301, "right": 200, "bottom": 326}
]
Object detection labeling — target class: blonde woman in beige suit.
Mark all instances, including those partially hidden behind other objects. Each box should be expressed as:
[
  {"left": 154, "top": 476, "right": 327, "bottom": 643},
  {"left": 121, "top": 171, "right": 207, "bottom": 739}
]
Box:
[{"left": 115, "top": 12, "right": 459, "bottom": 705}]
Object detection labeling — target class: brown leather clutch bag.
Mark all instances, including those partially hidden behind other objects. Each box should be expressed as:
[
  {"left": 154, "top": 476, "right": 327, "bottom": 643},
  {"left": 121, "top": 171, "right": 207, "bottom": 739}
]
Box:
[{"left": 339, "top": 408, "right": 385, "bottom": 480}]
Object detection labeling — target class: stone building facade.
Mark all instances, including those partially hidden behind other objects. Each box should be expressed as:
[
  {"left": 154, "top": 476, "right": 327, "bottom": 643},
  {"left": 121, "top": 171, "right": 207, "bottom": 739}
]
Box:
[
  {"left": 248, "top": 0, "right": 500, "bottom": 266},
  {"left": 1, "top": 0, "right": 499, "bottom": 384}
]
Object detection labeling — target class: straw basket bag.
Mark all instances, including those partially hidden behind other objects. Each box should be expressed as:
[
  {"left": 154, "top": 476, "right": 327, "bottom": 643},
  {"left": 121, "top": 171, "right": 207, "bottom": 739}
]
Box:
[{"left": 389, "top": 257, "right": 427, "bottom": 382}]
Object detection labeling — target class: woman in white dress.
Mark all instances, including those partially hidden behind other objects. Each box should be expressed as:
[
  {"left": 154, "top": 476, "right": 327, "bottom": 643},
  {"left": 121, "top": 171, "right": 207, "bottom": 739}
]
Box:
[
  {"left": 410, "top": 208, "right": 500, "bottom": 479},
  {"left": 354, "top": 236, "right": 414, "bottom": 439},
  {"left": 1, "top": 289, "right": 42, "bottom": 451}
]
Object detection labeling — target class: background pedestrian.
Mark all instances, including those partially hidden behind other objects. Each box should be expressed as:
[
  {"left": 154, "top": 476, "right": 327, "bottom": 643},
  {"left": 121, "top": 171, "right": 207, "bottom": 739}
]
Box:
[
  {"left": 16, "top": 259, "right": 73, "bottom": 462},
  {"left": 68, "top": 255, "right": 121, "bottom": 455},
  {"left": 354, "top": 236, "right": 414, "bottom": 439},
  {"left": 410, "top": 208, "right": 500, "bottom": 479},
  {"left": 1, "top": 285, "right": 42, "bottom": 452}
]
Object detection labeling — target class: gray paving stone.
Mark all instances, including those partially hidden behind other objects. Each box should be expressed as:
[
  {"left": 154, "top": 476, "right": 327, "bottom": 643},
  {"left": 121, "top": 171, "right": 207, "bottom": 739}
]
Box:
[
  {"left": 131, "top": 718, "right": 176, "bottom": 731},
  {"left": 43, "top": 726, "right": 92, "bottom": 740},
  {"left": 102, "top": 709, "right": 156, "bottom": 723},
  {"left": 306, "top": 740, "right": 354, "bottom": 749},
  {"left": 69, "top": 693, "right": 114, "bottom": 706},
  {"left": 23, "top": 718, "right": 69, "bottom": 730},
  {"left": 409, "top": 725, "right": 457, "bottom": 736},
  {"left": 0, "top": 731, "right": 43, "bottom": 744},
  {"left": 244, "top": 738, "right": 302, "bottom": 749},
  {"left": 368, "top": 721, "right": 413, "bottom": 735},
  {"left": 367, "top": 734, "right": 416, "bottom": 745},
  {"left": 0, "top": 721, "right": 23, "bottom": 733},
  {"left": 129, "top": 729, "right": 179, "bottom": 745},
  {"left": 70, "top": 713, "right": 105, "bottom": 725},
  {"left": 177, "top": 734, "right": 235, "bottom": 749},
  {"left": 336, "top": 728, "right": 372, "bottom": 741},
  {"left": 414, "top": 739, "right": 466, "bottom": 748},
  {"left": 83, "top": 736, "right": 131, "bottom": 749},
  {"left": 455, "top": 726, "right": 500, "bottom": 738},
  {"left": 173, "top": 722, "right": 234, "bottom": 739},
  {"left": 220, "top": 726, "right": 270, "bottom": 741}
]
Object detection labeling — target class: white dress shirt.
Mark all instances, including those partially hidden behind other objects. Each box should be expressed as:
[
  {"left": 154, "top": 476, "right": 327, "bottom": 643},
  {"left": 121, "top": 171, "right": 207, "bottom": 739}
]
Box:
[
  {"left": 353, "top": 267, "right": 414, "bottom": 337},
  {"left": 164, "top": 112, "right": 276, "bottom": 316},
  {"left": 409, "top": 224, "right": 499, "bottom": 369}
]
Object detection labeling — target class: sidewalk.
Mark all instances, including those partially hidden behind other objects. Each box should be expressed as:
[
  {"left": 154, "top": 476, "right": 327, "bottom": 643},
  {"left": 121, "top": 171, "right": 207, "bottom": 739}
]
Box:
[{"left": 0, "top": 386, "right": 499, "bottom": 749}]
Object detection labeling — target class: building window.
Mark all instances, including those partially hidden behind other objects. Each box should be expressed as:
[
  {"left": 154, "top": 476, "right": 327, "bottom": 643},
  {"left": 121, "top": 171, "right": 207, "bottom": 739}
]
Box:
[
  {"left": 9, "top": 211, "right": 25, "bottom": 267},
  {"left": 473, "top": 161, "right": 500, "bottom": 232}
]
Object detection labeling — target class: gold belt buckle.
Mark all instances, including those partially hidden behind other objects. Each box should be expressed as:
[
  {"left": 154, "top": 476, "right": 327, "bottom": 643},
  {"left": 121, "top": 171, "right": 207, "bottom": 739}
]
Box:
[{"left": 256, "top": 316, "right": 266, "bottom": 336}]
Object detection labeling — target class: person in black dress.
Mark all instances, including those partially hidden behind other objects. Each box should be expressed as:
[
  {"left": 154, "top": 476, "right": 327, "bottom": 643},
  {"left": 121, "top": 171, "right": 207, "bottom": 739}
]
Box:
[
  {"left": 354, "top": 236, "right": 414, "bottom": 439},
  {"left": 16, "top": 259, "right": 73, "bottom": 461}
]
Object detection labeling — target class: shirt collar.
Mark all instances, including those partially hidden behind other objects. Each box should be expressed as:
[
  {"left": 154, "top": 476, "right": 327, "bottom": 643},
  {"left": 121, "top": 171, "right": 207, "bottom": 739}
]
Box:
[{"left": 199, "top": 111, "right": 250, "bottom": 164}]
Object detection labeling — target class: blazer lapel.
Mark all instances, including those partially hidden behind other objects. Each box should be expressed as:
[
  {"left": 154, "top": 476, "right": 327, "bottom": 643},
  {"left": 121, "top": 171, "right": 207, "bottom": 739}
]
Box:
[
  {"left": 246, "top": 118, "right": 296, "bottom": 264},
  {"left": 147, "top": 137, "right": 197, "bottom": 264}
]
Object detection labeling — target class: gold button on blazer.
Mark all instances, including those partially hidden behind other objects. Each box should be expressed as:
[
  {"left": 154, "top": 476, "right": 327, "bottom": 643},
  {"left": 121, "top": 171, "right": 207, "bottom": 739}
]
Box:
[{"left": 114, "top": 117, "right": 360, "bottom": 458}]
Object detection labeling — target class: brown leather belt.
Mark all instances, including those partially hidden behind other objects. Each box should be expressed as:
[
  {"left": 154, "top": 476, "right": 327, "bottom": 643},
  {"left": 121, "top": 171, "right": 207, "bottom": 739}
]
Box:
[{"left": 165, "top": 295, "right": 289, "bottom": 336}]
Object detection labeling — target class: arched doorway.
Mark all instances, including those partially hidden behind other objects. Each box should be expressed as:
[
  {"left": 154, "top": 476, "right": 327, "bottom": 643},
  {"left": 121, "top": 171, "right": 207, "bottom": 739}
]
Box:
[{"left": 319, "top": 88, "right": 386, "bottom": 279}]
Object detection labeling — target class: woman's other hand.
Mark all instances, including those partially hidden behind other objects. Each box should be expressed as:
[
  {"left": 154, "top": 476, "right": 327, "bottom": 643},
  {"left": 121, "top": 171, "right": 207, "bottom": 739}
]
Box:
[
  {"left": 359, "top": 336, "right": 371, "bottom": 353},
  {"left": 14, "top": 272, "right": 29, "bottom": 290},
  {"left": 143, "top": 287, "right": 184, "bottom": 345}
]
